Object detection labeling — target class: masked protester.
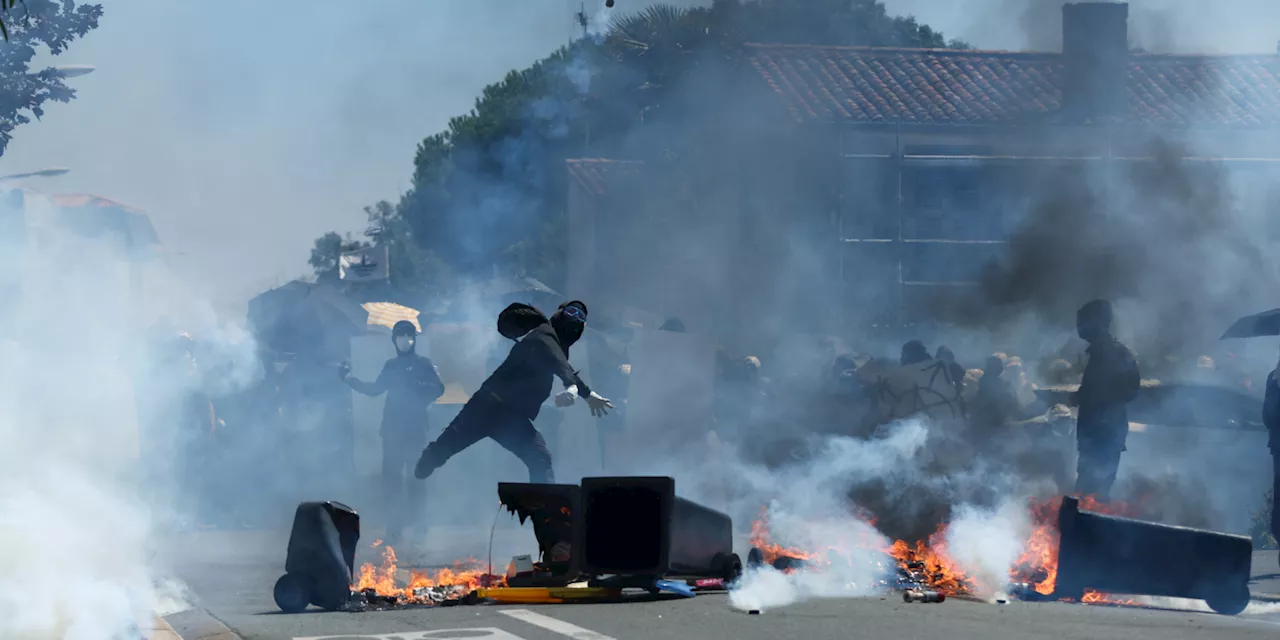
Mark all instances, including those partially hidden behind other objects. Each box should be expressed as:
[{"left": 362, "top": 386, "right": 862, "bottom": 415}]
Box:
[
  {"left": 1262, "top": 350, "right": 1280, "bottom": 568},
  {"left": 414, "top": 300, "right": 612, "bottom": 484},
  {"left": 341, "top": 320, "right": 444, "bottom": 544},
  {"left": 1068, "top": 299, "right": 1140, "bottom": 502}
]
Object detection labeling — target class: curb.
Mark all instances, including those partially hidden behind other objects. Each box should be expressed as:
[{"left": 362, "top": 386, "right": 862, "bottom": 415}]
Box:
[{"left": 160, "top": 608, "right": 244, "bottom": 640}]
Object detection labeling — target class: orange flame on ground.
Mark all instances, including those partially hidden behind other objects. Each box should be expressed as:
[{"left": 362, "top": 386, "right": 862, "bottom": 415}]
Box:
[
  {"left": 752, "top": 494, "right": 1141, "bottom": 601},
  {"left": 352, "top": 543, "right": 505, "bottom": 604}
]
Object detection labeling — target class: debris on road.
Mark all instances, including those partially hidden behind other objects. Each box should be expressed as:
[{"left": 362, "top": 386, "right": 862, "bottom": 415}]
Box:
[{"left": 903, "top": 589, "right": 946, "bottom": 603}]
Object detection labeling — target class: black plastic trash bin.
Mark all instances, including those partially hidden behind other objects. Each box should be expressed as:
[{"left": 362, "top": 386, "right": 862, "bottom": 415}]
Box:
[
  {"left": 1055, "top": 496, "right": 1252, "bottom": 615},
  {"left": 273, "top": 501, "right": 360, "bottom": 613},
  {"left": 577, "top": 476, "right": 740, "bottom": 583},
  {"left": 498, "top": 482, "right": 583, "bottom": 587}
]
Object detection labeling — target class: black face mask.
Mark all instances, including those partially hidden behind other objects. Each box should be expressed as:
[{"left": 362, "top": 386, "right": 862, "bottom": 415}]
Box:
[{"left": 550, "top": 311, "right": 585, "bottom": 350}]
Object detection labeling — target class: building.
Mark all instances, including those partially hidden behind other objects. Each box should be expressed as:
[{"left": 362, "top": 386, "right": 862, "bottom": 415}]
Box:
[
  {"left": 0, "top": 188, "right": 169, "bottom": 330},
  {"left": 567, "top": 2, "right": 1280, "bottom": 338}
]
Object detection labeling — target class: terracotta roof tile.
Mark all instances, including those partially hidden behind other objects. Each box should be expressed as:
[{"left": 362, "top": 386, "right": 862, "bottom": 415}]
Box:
[
  {"left": 565, "top": 158, "right": 645, "bottom": 197},
  {"left": 745, "top": 43, "right": 1280, "bottom": 127}
]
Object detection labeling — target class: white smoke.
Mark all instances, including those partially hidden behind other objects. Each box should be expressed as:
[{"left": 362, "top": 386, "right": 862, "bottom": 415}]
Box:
[
  {"left": 944, "top": 500, "right": 1035, "bottom": 600},
  {"left": 0, "top": 210, "right": 258, "bottom": 637},
  {"left": 729, "top": 514, "right": 891, "bottom": 612}
]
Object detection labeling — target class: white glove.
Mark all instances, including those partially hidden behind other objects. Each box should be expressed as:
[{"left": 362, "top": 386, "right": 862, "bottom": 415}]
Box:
[
  {"left": 555, "top": 386, "right": 577, "bottom": 407},
  {"left": 586, "top": 392, "right": 614, "bottom": 417}
]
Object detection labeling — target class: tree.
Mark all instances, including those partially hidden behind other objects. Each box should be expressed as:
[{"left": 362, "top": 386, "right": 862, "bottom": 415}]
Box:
[
  {"left": 312, "top": 0, "right": 963, "bottom": 295},
  {"left": 0, "top": 0, "right": 102, "bottom": 155},
  {"left": 308, "top": 232, "right": 370, "bottom": 284}
]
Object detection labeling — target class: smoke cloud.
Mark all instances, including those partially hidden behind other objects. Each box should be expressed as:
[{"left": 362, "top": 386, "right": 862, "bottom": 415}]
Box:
[{"left": 0, "top": 193, "right": 260, "bottom": 635}]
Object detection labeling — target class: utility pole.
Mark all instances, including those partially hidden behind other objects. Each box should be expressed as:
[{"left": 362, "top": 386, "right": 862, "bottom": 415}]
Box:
[{"left": 575, "top": 3, "right": 588, "bottom": 40}]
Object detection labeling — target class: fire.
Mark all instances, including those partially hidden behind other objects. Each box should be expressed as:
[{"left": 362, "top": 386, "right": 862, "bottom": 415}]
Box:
[
  {"left": 750, "top": 494, "right": 1141, "bottom": 601},
  {"left": 352, "top": 540, "right": 505, "bottom": 605},
  {"left": 748, "top": 510, "right": 814, "bottom": 568},
  {"left": 884, "top": 523, "right": 976, "bottom": 595},
  {"left": 1009, "top": 495, "right": 1140, "bottom": 596}
]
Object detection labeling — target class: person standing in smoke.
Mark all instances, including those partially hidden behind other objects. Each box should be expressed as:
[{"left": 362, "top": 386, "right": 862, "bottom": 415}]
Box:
[
  {"left": 414, "top": 301, "right": 613, "bottom": 484},
  {"left": 900, "top": 340, "right": 931, "bottom": 366},
  {"left": 1069, "top": 299, "right": 1140, "bottom": 502},
  {"left": 1262, "top": 350, "right": 1280, "bottom": 566},
  {"left": 341, "top": 320, "right": 444, "bottom": 544}
]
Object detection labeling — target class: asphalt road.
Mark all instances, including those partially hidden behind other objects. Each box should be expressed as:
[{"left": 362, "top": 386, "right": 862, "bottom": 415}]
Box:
[{"left": 160, "top": 530, "right": 1280, "bottom": 640}]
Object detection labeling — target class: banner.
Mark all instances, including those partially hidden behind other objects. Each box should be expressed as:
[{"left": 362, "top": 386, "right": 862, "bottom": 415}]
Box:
[
  {"left": 339, "top": 245, "right": 389, "bottom": 282},
  {"left": 867, "top": 358, "right": 964, "bottom": 424}
]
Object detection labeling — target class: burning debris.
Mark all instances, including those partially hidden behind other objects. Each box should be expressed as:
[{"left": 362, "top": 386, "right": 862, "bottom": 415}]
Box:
[
  {"left": 344, "top": 541, "right": 505, "bottom": 610},
  {"left": 746, "top": 495, "right": 1146, "bottom": 604}
]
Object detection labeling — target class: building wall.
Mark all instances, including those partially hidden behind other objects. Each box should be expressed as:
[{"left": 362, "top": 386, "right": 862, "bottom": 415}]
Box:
[{"left": 833, "top": 123, "right": 1280, "bottom": 331}]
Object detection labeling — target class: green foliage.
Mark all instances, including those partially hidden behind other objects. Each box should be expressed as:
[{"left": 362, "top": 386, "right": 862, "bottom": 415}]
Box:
[
  {"left": 308, "top": 231, "right": 369, "bottom": 285},
  {"left": 312, "top": 0, "right": 964, "bottom": 295},
  {"left": 0, "top": 0, "right": 102, "bottom": 155}
]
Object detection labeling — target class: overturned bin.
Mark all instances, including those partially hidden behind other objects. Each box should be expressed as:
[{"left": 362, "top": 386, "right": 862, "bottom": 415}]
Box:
[
  {"left": 1054, "top": 496, "right": 1252, "bottom": 615},
  {"left": 273, "top": 501, "right": 361, "bottom": 613},
  {"left": 577, "top": 476, "right": 741, "bottom": 584},
  {"left": 497, "top": 482, "right": 583, "bottom": 587}
]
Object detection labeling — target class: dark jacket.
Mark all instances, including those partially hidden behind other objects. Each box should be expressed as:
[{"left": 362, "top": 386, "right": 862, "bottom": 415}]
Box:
[
  {"left": 970, "top": 376, "right": 1021, "bottom": 430},
  {"left": 348, "top": 353, "right": 445, "bottom": 436},
  {"left": 1075, "top": 337, "right": 1140, "bottom": 451},
  {"left": 1263, "top": 371, "right": 1280, "bottom": 454},
  {"left": 480, "top": 323, "right": 590, "bottom": 421}
]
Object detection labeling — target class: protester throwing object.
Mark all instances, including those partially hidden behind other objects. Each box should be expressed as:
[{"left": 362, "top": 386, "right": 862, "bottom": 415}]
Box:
[{"left": 414, "top": 301, "right": 612, "bottom": 483}]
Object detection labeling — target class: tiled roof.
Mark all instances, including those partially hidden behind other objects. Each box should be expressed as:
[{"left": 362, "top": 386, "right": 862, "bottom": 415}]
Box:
[
  {"left": 745, "top": 43, "right": 1280, "bottom": 127},
  {"left": 566, "top": 158, "right": 645, "bottom": 197}
]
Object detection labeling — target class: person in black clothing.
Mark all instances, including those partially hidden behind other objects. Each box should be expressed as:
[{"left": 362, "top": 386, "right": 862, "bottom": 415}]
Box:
[
  {"left": 341, "top": 320, "right": 444, "bottom": 543},
  {"left": 1068, "top": 299, "right": 1140, "bottom": 502},
  {"left": 901, "top": 340, "right": 931, "bottom": 366},
  {"left": 414, "top": 300, "right": 613, "bottom": 483},
  {"left": 1262, "top": 353, "right": 1280, "bottom": 567},
  {"left": 935, "top": 346, "right": 967, "bottom": 397}
]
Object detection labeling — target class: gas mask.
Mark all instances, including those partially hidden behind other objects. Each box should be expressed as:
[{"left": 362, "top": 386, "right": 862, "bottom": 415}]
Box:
[{"left": 394, "top": 335, "right": 415, "bottom": 354}]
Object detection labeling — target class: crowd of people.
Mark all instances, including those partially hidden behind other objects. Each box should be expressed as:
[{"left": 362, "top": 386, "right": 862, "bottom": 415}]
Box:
[{"left": 137, "top": 298, "right": 1277, "bottom": 562}]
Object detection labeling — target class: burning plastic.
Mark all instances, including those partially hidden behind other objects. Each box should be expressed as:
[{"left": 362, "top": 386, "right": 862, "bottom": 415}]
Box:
[{"left": 346, "top": 542, "right": 505, "bottom": 611}]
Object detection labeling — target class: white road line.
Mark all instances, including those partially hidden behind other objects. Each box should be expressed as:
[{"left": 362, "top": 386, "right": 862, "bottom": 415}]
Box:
[{"left": 498, "top": 609, "right": 618, "bottom": 640}]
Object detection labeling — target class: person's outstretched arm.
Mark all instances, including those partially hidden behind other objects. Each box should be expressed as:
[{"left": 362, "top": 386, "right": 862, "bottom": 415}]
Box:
[{"left": 346, "top": 360, "right": 390, "bottom": 397}]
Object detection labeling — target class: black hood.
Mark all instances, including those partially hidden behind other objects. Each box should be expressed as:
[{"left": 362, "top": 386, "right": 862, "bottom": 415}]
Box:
[{"left": 497, "top": 303, "right": 550, "bottom": 341}]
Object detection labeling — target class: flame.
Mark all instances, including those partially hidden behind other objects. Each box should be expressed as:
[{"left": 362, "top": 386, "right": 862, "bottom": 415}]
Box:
[
  {"left": 1009, "top": 495, "right": 1140, "bottom": 596},
  {"left": 352, "top": 543, "right": 505, "bottom": 604},
  {"left": 884, "top": 523, "right": 977, "bottom": 595},
  {"left": 748, "top": 509, "right": 814, "bottom": 568},
  {"left": 750, "top": 493, "right": 1142, "bottom": 601}
]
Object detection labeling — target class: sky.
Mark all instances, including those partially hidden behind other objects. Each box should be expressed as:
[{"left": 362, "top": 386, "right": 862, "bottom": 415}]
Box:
[{"left": 1, "top": 0, "right": 1276, "bottom": 312}]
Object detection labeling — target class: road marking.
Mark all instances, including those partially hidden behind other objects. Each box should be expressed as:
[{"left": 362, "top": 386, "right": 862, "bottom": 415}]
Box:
[
  {"left": 295, "top": 628, "right": 527, "bottom": 640},
  {"left": 497, "top": 609, "right": 617, "bottom": 640}
]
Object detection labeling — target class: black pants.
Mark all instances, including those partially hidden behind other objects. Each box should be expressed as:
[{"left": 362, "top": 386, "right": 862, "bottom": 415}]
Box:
[
  {"left": 1075, "top": 446, "right": 1123, "bottom": 502},
  {"left": 383, "top": 427, "right": 427, "bottom": 539},
  {"left": 1272, "top": 451, "right": 1279, "bottom": 540},
  {"left": 418, "top": 396, "right": 554, "bottom": 483}
]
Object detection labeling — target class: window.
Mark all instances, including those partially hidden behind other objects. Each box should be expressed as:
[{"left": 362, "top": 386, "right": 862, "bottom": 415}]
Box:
[
  {"left": 903, "top": 167, "right": 998, "bottom": 240},
  {"left": 839, "top": 157, "right": 897, "bottom": 240},
  {"left": 842, "top": 242, "right": 899, "bottom": 326}
]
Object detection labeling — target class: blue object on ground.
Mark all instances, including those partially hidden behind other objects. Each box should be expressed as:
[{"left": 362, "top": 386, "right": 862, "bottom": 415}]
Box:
[{"left": 654, "top": 579, "right": 697, "bottom": 598}]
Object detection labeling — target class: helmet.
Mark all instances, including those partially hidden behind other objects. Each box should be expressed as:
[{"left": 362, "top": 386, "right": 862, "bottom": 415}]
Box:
[{"left": 392, "top": 320, "right": 418, "bottom": 337}]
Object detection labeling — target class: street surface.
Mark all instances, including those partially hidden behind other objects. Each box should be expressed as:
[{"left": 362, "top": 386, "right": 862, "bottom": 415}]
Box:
[{"left": 158, "top": 530, "right": 1280, "bottom": 640}]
